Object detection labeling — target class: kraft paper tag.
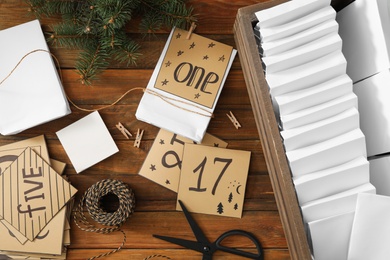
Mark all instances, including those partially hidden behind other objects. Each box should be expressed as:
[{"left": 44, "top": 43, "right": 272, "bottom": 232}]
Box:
[
  {"left": 139, "top": 129, "right": 227, "bottom": 192},
  {"left": 177, "top": 144, "right": 250, "bottom": 218},
  {"left": 0, "top": 147, "right": 77, "bottom": 241}
]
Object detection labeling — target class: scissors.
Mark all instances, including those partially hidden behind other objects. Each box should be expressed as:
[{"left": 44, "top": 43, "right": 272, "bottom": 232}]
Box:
[{"left": 153, "top": 200, "right": 263, "bottom": 260}]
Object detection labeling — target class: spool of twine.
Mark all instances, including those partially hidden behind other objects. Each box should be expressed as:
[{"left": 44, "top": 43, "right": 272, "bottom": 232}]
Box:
[{"left": 73, "top": 179, "right": 136, "bottom": 260}]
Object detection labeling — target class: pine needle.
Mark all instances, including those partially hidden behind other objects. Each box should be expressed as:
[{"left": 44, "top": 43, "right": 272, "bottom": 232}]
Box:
[{"left": 26, "top": 0, "right": 196, "bottom": 85}]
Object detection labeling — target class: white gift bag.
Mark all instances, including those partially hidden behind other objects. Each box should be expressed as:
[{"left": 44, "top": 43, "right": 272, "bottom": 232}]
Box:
[{"left": 136, "top": 27, "right": 236, "bottom": 143}]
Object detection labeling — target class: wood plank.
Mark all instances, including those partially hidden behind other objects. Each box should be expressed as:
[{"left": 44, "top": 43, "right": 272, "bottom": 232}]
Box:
[
  {"left": 45, "top": 137, "right": 267, "bottom": 172},
  {"left": 0, "top": 0, "right": 290, "bottom": 259},
  {"left": 0, "top": 1, "right": 259, "bottom": 71},
  {"left": 66, "top": 174, "right": 275, "bottom": 211},
  {"left": 0, "top": 0, "right": 267, "bottom": 34},
  {"left": 69, "top": 211, "right": 287, "bottom": 249},
  {"left": 0, "top": 104, "right": 260, "bottom": 141},
  {"left": 60, "top": 69, "right": 252, "bottom": 106},
  {"left": 54, "top": 140, "right": 267, "bottom": 175},
  {"left": 67, "top": 249, "right": 291, "bottom": 260},
  {"left": 49, "top": 35, "right": 243, "bottom": 70}
]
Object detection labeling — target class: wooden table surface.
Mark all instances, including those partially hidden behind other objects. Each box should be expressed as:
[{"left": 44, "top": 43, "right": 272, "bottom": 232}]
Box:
[{"left": 0, "top": 0, "right": 291, "bottom": 259}]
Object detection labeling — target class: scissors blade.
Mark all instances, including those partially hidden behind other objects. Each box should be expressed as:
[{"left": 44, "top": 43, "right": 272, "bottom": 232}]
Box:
[
  {"left": 178, "top": 200, "right": 210, "bottom": 245},
  {"left": 153, "top": 234, "right": 205, "bottom": 253}
]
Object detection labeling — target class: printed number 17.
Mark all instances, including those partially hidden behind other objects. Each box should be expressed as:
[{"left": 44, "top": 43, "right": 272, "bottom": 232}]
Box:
[{"left": 189, "top": 156, "right": 232, "bottom": 195}]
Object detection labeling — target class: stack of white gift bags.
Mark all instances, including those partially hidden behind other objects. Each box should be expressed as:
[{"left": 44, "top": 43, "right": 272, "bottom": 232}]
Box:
[{"left": 255, "top": 0, "right": 382, "bottom": 259}]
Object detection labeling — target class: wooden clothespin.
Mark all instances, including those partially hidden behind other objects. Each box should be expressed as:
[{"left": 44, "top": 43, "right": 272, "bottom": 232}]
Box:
[
  {"left": 186, "top": 22, "right": 197, "bottom": 40},
  {"left": 226, "top": 111, "right": 241, "bottom": 129},
  {"left": 134, "top": 129, "right": 144, "bottom": 148},
  {"left": 116, "top": 122, "right": 132, "bottom": 139}
]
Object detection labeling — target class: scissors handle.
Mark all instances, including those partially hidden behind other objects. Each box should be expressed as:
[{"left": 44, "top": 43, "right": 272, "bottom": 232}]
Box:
[{"left": 215, "top": 229, "right": 263, "bottom": 260}]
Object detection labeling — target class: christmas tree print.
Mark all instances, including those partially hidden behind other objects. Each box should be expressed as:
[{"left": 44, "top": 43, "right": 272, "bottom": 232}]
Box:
[
  {"left": 228, "top": 192, "right": 233, "bottom": 203},
  {"left": 217, "top": 202, "right": 224, "bottom": 214}
]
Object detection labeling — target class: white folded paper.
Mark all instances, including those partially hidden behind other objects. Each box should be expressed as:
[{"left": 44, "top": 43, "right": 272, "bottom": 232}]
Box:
[
  {"left": 286, "top": 129, "right": 367, "bottom": 177},
  {"left": 281, "top": 108, "right": 359, "bottom": 152},
  {"left": 348, "top": 193, "right": 390, "bottom": 260},
  {"left": 369, "top": 155, "right": 390, "bottom": 196},
  {"left": 257, "top": 6, "right": 336, "bottom": 43},
  {"left": 294, "top": 156, "right": 369, "bottom": 205},
  {"left": 261, "top": 18, "right": 338, "bottom": 57},
  {"left": 280, "top": 92, "right": 357, "bottom": 130},
  {"left": 377, "top": 0, "right": 390, "bottom": 60},
  {"left": 308, "top": 211, "right": 355, "bottom": 260},
  {"left": 255, "top": 0, "right": 331, "bottom": 29},
  {"left": 301, "top": 183, "right": 375, "bottom": 224},
  {"left": 337, "top": 0, "right": 389, "bottom": 82},
  {"left": 56, "top": 111, "right": 119, "bottom": 173},
  {"left": 266, "top": 50, "right": 347, "bottom": 98},
  {"left": 263, "top": 33, "right": 341, "bottom": 74},
  {"left": 0, "top": 20, "right": 71, "bottom": 135},
  {"left": 353, "top": 69, "right": 390, "bottom": 157},
  {"left": 275, "top": 74, "right": 352, "bottom": 116}
]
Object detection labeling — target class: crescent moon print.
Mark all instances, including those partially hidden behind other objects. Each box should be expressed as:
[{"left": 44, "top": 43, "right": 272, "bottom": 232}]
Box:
[{"left": 236, "top": 185, "right": 242, "bottom": 195}]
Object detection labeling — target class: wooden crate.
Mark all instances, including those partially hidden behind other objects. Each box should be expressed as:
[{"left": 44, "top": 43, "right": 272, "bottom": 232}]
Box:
[{"left": 233, "top": 1, "right": 354, "bottom": 259}]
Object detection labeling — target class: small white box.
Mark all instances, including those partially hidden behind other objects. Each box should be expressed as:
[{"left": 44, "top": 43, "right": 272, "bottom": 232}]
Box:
[{"left": 56, "top": 111, "right": 119, "bottom": 173}]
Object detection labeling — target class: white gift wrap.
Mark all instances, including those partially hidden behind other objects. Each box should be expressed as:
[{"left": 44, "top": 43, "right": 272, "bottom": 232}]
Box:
[
  {"left": 337, "top": 0, "right": 389, "bottom": 83},
  {"left": 354, "top": 69, "right": 390, "bottom": 157},
  {"left": 348, "top": 193, "right": 390, "bottom": 260},
  {"left": 261, "top": 17, "right": 338, "bottom": 57},
  {"left": 255, "top": 0, "right": 331, "bottom": 29},
  {"left": 281, "top": 107, "right": 359, "bottom": 152},
  {"left": 136, "top": 28, "right": 236, "bottom": 143},
  {"left": 294, "top": 156, "right": 369, "bottom": 205},
  {"left": 301, "top": 183, "right": 375, "bottom": 224},
  {"left": 286, "top": 128, "right": 367, "bottom": 177},
  {"left": 370, "top": 155, "right": 390, "bottom": 196},
  {"left": 257, "top": 6, "right": 336, "bottom": 43},
  {"left": 0, "top": 19, "right": 71, "bottom": 135},
  {"left": 309, "top": 211, "right": 355, "bottom": 260}
]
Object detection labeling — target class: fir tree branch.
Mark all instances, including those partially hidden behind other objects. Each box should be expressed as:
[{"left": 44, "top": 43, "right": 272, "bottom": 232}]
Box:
[
  {"left": 140, "top": 0, "right": 196, "bottom": 25},
  {"left": 26, "top": 0, "right": 47, "bottom": 17},
  {"left": 48, "top": 23, "right": 96, "bottom": 49},
  {"left": 111, "top": 40, "right": 141, "bottom": 66},
  {"left": 27, "top": 0, "right": 83, "bottom": 17},
  {"left": 95, "top": 0, "right": 136, "bottom": 30},
  {"left": 139, "top": 12, "right": 163, "bottom": 34},
  {"left": 26, "top": 0, "right": 197, "bottom": 85},
  {"left": 76, "top": 44, "right": 110, "bottom": 85}
]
